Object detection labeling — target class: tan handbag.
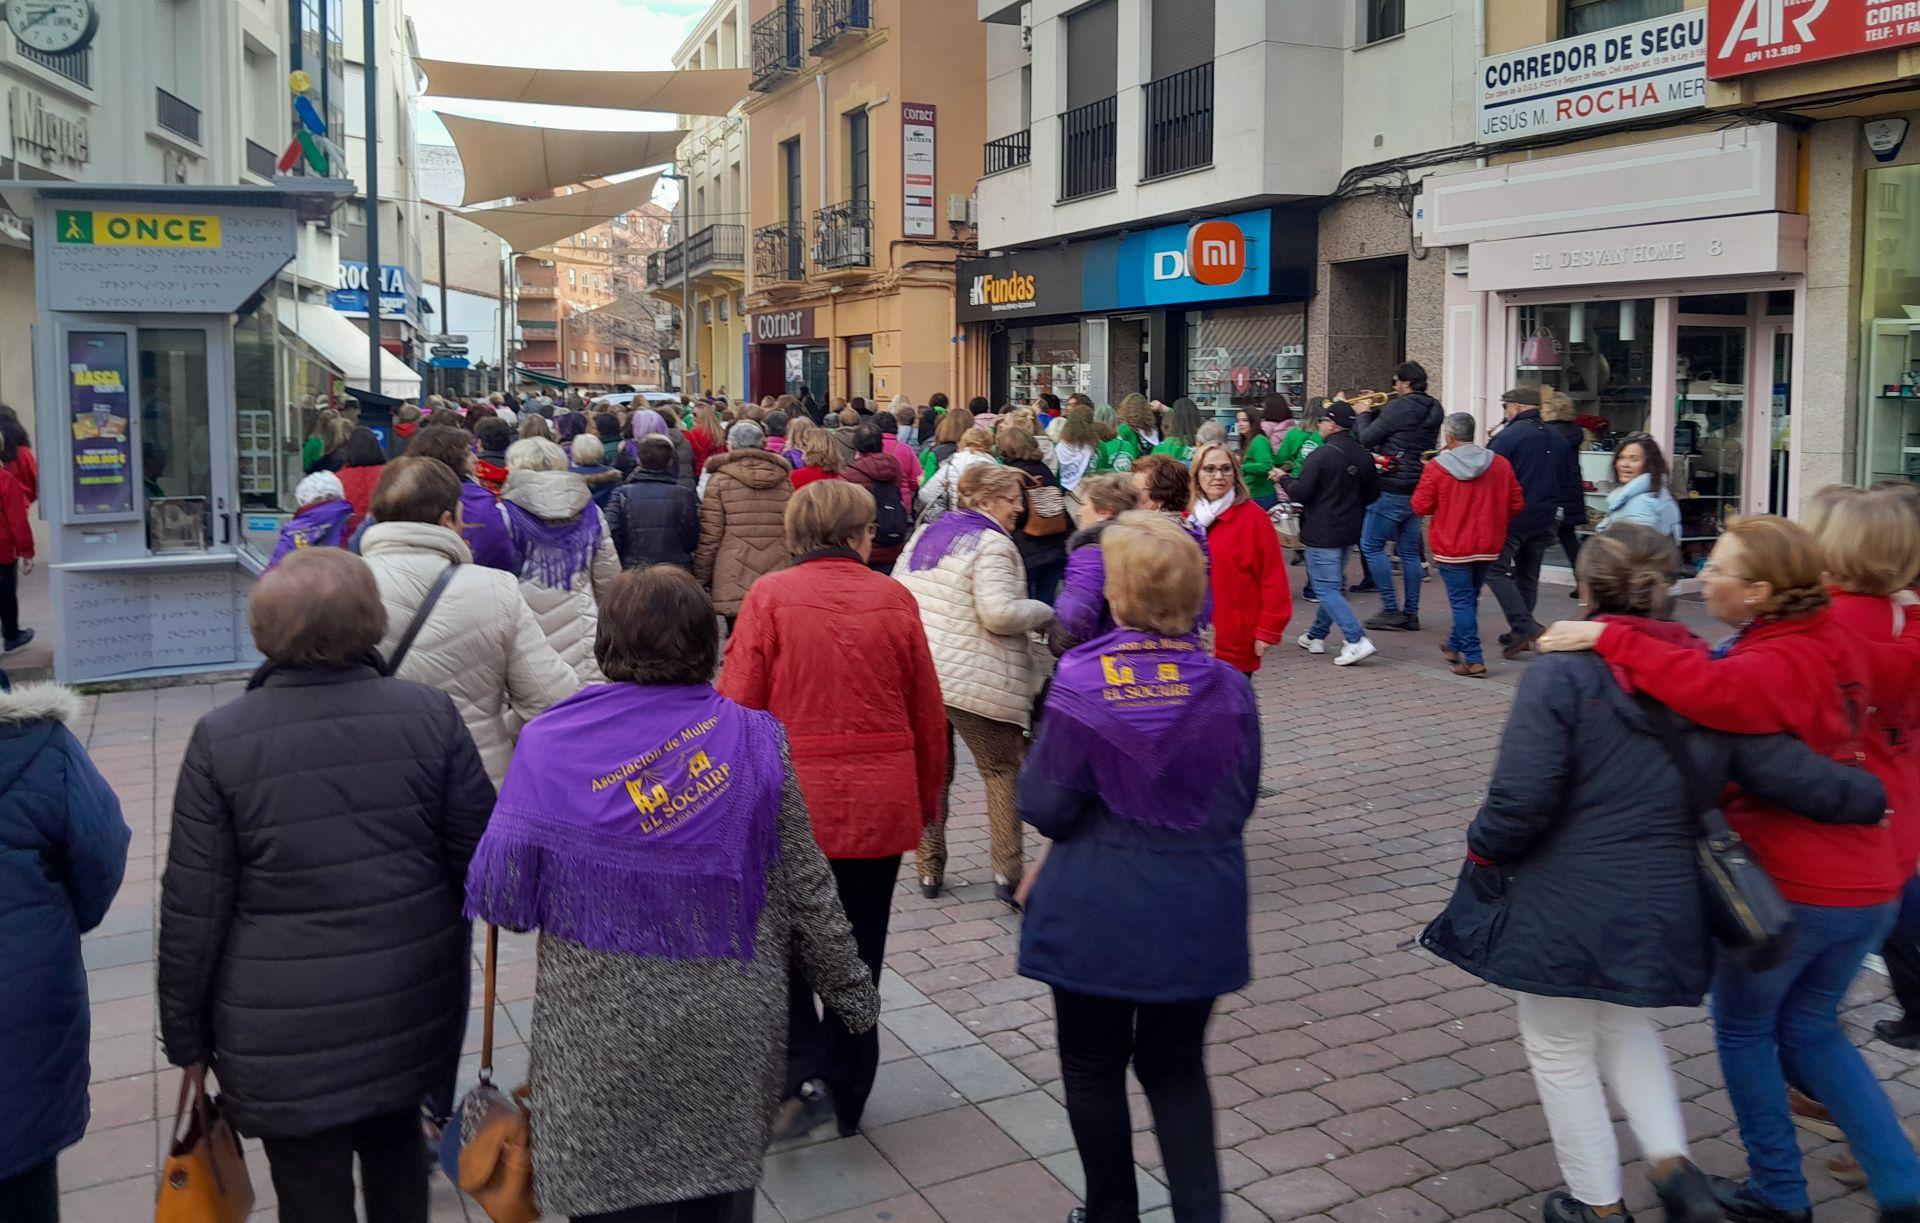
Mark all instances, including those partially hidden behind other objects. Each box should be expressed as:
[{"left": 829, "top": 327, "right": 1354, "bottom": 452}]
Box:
[
  {"left": 455, "top": 926, "right": 540, "bottom": 1223},
  {"left": 155, "top": 1073, "right": 254, "bottom": 1223},
  {"left": 1022, "top": 474, "right": 1070, "bottom": 538}
]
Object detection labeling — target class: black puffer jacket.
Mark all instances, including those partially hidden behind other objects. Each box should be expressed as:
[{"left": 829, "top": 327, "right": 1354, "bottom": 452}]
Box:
[
  {"left": 1422, "top": 625, "right": 1886, "bottom": 1008},
  {"left": 157, "top": 661, "right": 495, "bottom": 1138},
  {"left": 607, "top": 468, "right": 701, "bottom": 571},
  {"left": 1280, "top": 430, "right": 1380, "bottom": 549},
  {"left": 1357, "top": 391, "right": 1445, "bottom": 494}
]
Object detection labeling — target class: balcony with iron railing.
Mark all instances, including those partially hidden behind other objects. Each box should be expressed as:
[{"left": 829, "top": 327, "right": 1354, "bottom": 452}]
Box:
[
  {"left": 983, "top": 129, "right": 1030, "bottom": 176},
  {"left": 648, "top": 223, "right": 747, "bottom": 288},
  {"left": 19, "top": 43, "right": 89, "bottom": 87},
  {"left": 1059, "top": 96, "right": 1116, "bottom": 201},
  {"left": 754, "top": 223, "right": 807, "bottom": 284},
  {"left": 751, "top": 4, "right": 803, "bottom": 91},
  {"left": 813, "top": 200, "right": 872, "bottom": 271},
  {"left": 1143, "top": 62, "right": 1214, "bottom": 180},
  {"left": 812, "top": 0, "right": 871, "bottom": 53},
  {"left": 245, "top": 140, "right": 277, "bottom": 181},
  {"left": 156, "top": 88, "right": 201, "bottom": 144}
]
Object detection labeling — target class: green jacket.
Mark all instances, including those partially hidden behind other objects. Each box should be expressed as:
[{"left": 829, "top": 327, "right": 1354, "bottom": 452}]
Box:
[
  {"left": 1241, "top": 433, "right": 1279, "bottom": 501},
  {"left": 1150, "top": 439, "right": 1196, "bottom": 463},
  {"left": 1274, "top": 428, "right": 1320, "bottom": 478},
  {"left": 1114, "top": 423, "right": 1147, "bottom": 458},
  {"left": 301, "top": 434, "right": 324, "bottom": 474},
  {"left": 1091, "top": 437, "right": 1134, "bottom": 474}
]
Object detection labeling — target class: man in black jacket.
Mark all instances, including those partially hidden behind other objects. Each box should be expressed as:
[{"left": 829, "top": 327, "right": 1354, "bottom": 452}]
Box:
[
  {"left": 1281, "top": 401, "right": 1382, "bottom": 666},
  {"left": 607, "top": 435, "right": 702, "bottom": 570},
  {"left": 1486, "top": 386, "right": 1579, "bottom": 659},
  {"left": 1355, "top": 362, "right": 1445, "bottom": 631}
]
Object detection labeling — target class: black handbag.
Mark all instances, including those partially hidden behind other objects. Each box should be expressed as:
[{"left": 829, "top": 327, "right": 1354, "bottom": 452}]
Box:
[{"left": 1654, "top": 719, "right": 1794, "bottom": 971}]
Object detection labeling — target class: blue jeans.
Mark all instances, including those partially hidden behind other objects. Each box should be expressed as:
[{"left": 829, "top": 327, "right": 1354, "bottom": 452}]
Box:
[
  {"left": 1712, "top": 900, "right": 1920, "bottom": 1210},
  {"left": 1252, "top": 491, "right": 1279, "bottom": 511},
  {"left": 1437, "top": 562, "right": 1490, "bottom": 665},
  {"left": 1360, "top": 492, "right": 1424, "bottom": 615},
  {"left": 1305, "top": 547, "right": 1365, "bottom": 645}
]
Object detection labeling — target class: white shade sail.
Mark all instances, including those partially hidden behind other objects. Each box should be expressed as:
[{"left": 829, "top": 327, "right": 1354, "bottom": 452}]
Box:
[
  {"left": 285, "top": 303, "right": 423, "bottom": 398},
  {"left": 440, "top": 113, "right": 686, "bottom": 206},
  {"left": 419, "top": 59, "right": 752, "bottom": 118},
  {"left": 459, "top": 172, "right": 664, "bottom": 253}
]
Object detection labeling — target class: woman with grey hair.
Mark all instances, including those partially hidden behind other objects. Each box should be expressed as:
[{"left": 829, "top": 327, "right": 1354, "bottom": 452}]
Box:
[
  {"left": 696, "top": 419, "right": 794, "bottom": 626},
  {"left": 501, "top": 438, "right": 620, "bottom": 681}
]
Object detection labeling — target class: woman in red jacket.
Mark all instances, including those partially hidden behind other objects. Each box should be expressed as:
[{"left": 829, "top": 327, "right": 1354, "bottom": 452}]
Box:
[
  {"left": 1188, "top": 442, "right": 1289, "bottom": 674},
  {"left": 1541, "top": 516, "right": 1920, "bottom": 1222},
  {"left": 332, "top": 427, "right": 388, "bottom": 537},
  {"left": 0, "top": 405, "right": 36, "bottom": 506},
  {"left": 0, "top": 463, "right": 33, "bottom": 653},
  {"left": 717, "top": 480, "right": 948, "bottom": 1141}
]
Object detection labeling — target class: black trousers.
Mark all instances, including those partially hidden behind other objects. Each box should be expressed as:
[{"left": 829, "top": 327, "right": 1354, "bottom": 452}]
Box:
[
  {"left": 1486, "top": 527, "right": 1555, "bottom": 640},
  {"left": 0, "top": 560, "right": 18, "bottom": 640},
  {"left": 1556, "top": 517, "right": 1584, "bottom": 571},
  {"left": 786, "top": 854, "right": 899, "bottom": 1132},
  {"left": 1053, "top": 988, "right": 1221, "bottom": 1223},
  {"left": 260, "top": 1108, "right": 427, "bottom": 1223},
  {"left": 573, "top": 1190, "right": 755, "bottom": 1223},
  {"left": 0, "top": 1158, "right": 57, "bottom": 1223}
]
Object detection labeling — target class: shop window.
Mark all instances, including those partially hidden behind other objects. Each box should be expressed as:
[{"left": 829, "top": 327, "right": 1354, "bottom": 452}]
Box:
[
  {"left": 1674, "top": 322, "right": 1749, "bottom": 548},
  {"left": 1007, "top": 323, "right": 1086, "bottom": 405},
  {"left": 1563, "top": 0, "right": 1681, "bottom": 35},
  {"left": 1185, "top": 304, "right": 1307, "bottom": 426},
  {"left": 1859, "top": 162, "right": 1920, "bottom": 485},
  {"left": 233, "top": 305, "right": 280, "bottom": 512},
  {"left": 847, "top": 336, "right": 874, "bottom": 403},
  {"left": 138, "top": 328, "right": 212, "bottom": 551},
  {"left": 1677, "top": 293, "right": 1747, "bottom": 316}
]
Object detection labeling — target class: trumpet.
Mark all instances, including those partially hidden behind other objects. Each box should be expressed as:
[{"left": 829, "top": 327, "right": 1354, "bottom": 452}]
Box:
[{"left": 1345, "top": 390, "right": 1390, "bottom": 413}]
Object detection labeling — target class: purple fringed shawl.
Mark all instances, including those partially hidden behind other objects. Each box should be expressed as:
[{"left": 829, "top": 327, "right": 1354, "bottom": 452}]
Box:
[
  {"left": 1036, "top": 628, "right": 1251, "bottom": 830},
  {"left": 464, "top": 683, "right": 785, "bottom": 963},
  {"left": 906, "top": 508, "right": 1003, "bottom": 572},
  {"left": 266, "top": 498, "right": 354, "bottom": 569},
  {"left": 502, "top": 499, "right": 601, "bottom": 590}
]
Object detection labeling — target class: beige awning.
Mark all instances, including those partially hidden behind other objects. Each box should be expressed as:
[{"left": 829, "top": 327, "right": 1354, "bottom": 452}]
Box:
[
  {"left": 284, "top": 303, "right": 423, "bottom": 398},
  {"left": 460, "top": 172, "right": 664, "bottom": 253},
  {"left": 441, "top": 113, "right": 685, "bottom": 206},
  {"left": 419, "top": 59, "right": 751, "bottom": 118}
]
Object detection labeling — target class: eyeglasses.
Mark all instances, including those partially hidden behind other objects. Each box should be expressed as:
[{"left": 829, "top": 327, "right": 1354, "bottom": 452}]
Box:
[{"left": 1198, "top": 464, "right": 1236, "bottom": 476}]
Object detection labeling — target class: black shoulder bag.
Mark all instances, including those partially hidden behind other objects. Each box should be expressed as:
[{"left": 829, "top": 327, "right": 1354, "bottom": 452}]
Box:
[
  {"left": 1651, "top": 710, "right": 1794, "bottom": 971},
  {"left": 385, "top": 562, "right": 460, "bottom": 676}
]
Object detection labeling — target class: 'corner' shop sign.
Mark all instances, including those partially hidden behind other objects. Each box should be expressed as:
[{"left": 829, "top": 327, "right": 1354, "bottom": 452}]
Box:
[{"left": 56, "top": 210, "right": 223, "bottom": 248}]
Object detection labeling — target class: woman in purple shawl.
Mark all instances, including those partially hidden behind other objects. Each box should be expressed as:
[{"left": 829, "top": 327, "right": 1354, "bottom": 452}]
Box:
[
  {"left": 498, "top": 438, "right": 619, "bottom": 682},
  {"left": 1017, "top": 511, "right": 1258, "bottom": 1223},
  {"left": 464, "top": 566, "right": 877, "bottom": 1222},
  {"left": 266, "top": 471, "right": 354, "bottom": 570}
]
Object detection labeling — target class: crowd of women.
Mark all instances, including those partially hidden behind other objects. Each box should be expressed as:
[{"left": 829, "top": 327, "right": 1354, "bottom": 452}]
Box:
[{"left": 6, "top": 377, "right": 1920, "bottom": 1223}]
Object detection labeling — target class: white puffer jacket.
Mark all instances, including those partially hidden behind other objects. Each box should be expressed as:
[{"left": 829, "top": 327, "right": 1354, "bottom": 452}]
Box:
[
  {"left": 361, "top": 521, "right": 579, "bottom": 783},
  {"left": 918, "top": 449, "right": 997, "bottom": 522},
  {"left": 895, "top": 520, "right": 1054, "bottom": 727},
  {"left": 499, "top": 470, "right": 620, "bottom": 682}
]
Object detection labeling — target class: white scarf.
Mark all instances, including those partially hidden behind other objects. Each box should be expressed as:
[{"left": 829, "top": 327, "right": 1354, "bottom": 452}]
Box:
[{"left": 1191, "top": 492, "right": 1236, "bottom": 531}]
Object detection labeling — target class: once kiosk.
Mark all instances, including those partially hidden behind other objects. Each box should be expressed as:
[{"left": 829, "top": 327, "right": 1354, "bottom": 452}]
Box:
[{"left": 1, "top": 180, "right": 352, "bottom": 684}]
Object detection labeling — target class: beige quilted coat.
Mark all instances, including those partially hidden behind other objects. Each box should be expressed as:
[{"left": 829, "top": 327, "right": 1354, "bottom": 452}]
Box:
[
  {"left": 894, "top": 523, "right": 1054, "bottom": 728},
  {"left": 361, "top": 521, "right": 579, "bottom": 782},
  {"left": 499, "top": 469, "right": 620, "bottom": 683},
  {"left": 695, "top": 448, "right": 794, "bottom": 615}
]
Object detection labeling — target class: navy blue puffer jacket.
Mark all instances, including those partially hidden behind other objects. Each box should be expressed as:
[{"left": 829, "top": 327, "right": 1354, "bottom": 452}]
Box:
[{"left": 0, "top": 683, "right": 129, "bottom": 1179}]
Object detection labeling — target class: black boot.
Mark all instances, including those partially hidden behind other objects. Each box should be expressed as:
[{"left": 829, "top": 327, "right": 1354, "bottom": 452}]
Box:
[
  {"left": 1705, "top": 1176, "right": 1808, "bottom": 1223},
  {"left": 1876, "top": 1017, "right": 1920, "bottom": 1050},
  {"left": 1543, "top": 1190, "right": 1635, "bottom": 1223},
  {"left": 1880, "top": 1207, "right": 1920, "bottom": 1222},
  {"left": 1651, "top": 1161, "right": 1725, "bottom": 1223}
]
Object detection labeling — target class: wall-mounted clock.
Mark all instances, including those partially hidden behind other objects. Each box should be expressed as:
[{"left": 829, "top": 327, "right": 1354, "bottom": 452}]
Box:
[{"left": 7, "top": 0, "right": 99, "bottom": 56}]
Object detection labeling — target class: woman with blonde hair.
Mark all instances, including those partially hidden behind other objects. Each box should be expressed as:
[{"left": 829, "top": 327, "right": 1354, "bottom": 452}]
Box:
[
  {"left": 1190, "top": 441, "right": 1289, "bottom": 674},
  {"left": 519, "top": 413, "right": 556, "bottom": 441},
  {"left": 918, "top": 427, "right": 998, "bottom": 522},
  {"left": 1540, "top": 516, "right": 1920, "bottom": 1222},
  {"left": 923, "top": 405, "right": 977, "bottom": 480},
  {"left": 1113, "top": 394, "right": 1160, "bottom": 457},
  {"left": 791, "top": 429, "right": 845, "bottom": 490},
  {"left": 500, "top": 437, "right": 619, "bottom": 681},
  {"left": 688, "top": 401, "right": 728, "bottom": 473},
  {"left": 896, "top": 464, "right": 1054, "bottom": 906},
  {"left": 784, "top": 416, "right": 817, "bottom": 468}
]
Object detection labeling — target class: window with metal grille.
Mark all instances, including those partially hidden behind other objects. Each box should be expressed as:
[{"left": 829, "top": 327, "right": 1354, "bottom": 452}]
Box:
[
  {"left": 1365, "top": 0, "right": 1404, "bottom": 43},
  {"left": 1563, "top": 0, "right": 1682, "bottom": 35}
]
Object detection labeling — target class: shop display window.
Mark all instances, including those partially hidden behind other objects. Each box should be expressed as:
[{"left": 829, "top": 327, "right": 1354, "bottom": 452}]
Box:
[
  {"left": 1511, "top": 299, "right": 1654, "bottom": 530},
  {"left": 1183, "top": 304, "right": 1306, "bottom": 423},
  {"left": 1008, "top": 323, "right": 1087, "bottom": 404},
  {"left": 1861, "top": 164, "right": 1920, "bottom": 486}
]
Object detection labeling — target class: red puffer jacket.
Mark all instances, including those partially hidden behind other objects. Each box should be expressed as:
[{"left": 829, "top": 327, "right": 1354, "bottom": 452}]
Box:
[
  {"left": 717, "top": 551, "right": 948, "bottom": 858},
  {"left": 1595, "top": 606, "right": 1920, "bottom": 906},
  {"left": 1202, "top": 498, "right": 1291, "bottom": 674},
  {"left": 0, "top": 466, "right": 31, "bottom": 564}
]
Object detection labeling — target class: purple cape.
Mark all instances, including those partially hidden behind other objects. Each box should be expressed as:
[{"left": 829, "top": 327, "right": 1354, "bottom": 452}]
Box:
[
  {"left": 906, "top": 508, "right": 1004, "bottom": 572},
  {"left": 1036, "top": 628, "right": 1250, "bottom": 830},
  {"left": 465, "top": 683, "right": 785, "bottom": 963},
  {"left": 267, "top": 498, "right": 354, "bottom": 569},
  {"left": 503, "top": 498, "right": 601, "bottom": 590}
]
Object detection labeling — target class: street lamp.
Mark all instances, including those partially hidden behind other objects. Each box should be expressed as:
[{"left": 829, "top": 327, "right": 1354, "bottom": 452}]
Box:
[{"left": 659, "top": 170, "right": 695, "bottom": 396}]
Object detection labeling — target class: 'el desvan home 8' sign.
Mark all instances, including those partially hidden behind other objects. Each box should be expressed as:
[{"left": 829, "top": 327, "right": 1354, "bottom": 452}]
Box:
[{"left": 43, "top": 204, "right": 296, "bottom": 313}]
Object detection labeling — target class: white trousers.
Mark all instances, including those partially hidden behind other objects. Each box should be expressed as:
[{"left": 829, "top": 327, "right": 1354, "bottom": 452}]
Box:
[{"left": 1515, "top": 992, "right": 1691, "bottom": 1207}]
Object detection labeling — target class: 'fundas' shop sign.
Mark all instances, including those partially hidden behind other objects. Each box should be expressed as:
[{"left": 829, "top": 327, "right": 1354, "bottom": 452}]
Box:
[{"left": 1479, "top": 11, "right": 1706, "bottom": 144}]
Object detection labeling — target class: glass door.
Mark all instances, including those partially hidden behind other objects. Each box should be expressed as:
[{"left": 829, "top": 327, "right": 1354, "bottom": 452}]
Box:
[
  {"left": 136, "top": 322, "right": 234, "bottom": 554},
  {"left": 1761, "top": 323, "right": 1793, "bottom": 515},
  {"left": 1672, "top": 320, "right": 1747, "bottom": 564}
]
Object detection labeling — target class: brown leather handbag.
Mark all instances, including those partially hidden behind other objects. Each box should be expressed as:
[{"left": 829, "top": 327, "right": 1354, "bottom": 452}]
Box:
[
  {"left": 455, "top": 925, "right": 540, "bottom": 1223},
  {"left": 155, "top": 1073, "right": 254, "bottom": 1223}
]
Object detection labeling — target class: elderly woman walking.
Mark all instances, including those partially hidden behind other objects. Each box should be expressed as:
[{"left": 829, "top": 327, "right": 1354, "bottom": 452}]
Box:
[
  {"left": 159, "top": 549, "right": 495, "bottom": 1223},
  {"left": 465, "top": 566, "right": 878, "bottom": 1222},
  {"left": 500, "top": 438, "right": 620, "bottom": 682},
  {"left": 696, "top": 420, "right": 794, "bottom": 627},
  {"left": 896, "top": 464, "right": 1055, "bottom": 907}
]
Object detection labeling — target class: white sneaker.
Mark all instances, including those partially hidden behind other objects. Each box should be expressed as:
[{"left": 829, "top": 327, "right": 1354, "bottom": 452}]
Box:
[
  {"left": 1296, "top": 633, "right": 1325, "bottom": 655},
  {"left": 1335, "top": 638, "right": 1378, "bottom": 667}
]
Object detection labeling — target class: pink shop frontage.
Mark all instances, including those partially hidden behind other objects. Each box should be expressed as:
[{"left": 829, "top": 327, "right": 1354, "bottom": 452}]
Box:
[{"left": 1419, "top": 124, "right": 1807, "bottom": 569}]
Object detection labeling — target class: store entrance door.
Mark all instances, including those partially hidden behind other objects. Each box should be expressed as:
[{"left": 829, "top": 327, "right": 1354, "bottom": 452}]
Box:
[
  {"left": 1108, "top": 314, "right": 1150, "bottom": 400},
  {"left": 1760, "top": 323, "right": 1793, "bottom": 515}
]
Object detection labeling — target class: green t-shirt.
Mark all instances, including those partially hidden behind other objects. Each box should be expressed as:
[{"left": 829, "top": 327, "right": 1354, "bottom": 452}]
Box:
[{"left": 1150, "top": 439, "right": 1196, "bottom": 463}]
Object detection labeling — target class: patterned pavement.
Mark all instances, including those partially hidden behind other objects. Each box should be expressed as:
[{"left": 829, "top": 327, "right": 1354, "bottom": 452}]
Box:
[{"left": 47, "top": 577, "right": 1917, "bottom": 1222}]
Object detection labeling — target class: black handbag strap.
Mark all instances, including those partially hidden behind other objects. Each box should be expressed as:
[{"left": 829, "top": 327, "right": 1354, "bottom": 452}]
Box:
[
  {"left": 387, "top": 562, "right": 459, "bottom": 676},
  {"left": 1641, "top": 691, "right": 1733, "bottom": 838}
]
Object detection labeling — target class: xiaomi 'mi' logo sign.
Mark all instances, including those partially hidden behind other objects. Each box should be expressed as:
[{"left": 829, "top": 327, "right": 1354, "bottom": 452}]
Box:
[{"left": 1151, "top": 220, "right": 1247, "bottom": 287}]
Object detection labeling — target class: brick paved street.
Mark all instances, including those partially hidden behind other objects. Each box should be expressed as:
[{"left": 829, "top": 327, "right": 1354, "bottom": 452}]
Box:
[{"left": 47, "top": 582, "right": 1918, "bottom": 1222}]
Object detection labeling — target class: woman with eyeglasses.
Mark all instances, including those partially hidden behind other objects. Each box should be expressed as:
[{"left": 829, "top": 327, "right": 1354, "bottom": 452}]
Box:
[
  {"left": 1595, "top": 434, "right": 1681, "bottom": 544},
  {"left": 1189, "top": 442, "right": 1290, "bottom": 676}
]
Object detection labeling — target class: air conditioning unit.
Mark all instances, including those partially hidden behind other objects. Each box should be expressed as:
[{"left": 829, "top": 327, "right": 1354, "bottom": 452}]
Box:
[
  {"left": 1020, "top": 2, "right": 1032, "bottom": 49},
  {"left": 947, "top": 194, "right": 970, "bottom": 224}
]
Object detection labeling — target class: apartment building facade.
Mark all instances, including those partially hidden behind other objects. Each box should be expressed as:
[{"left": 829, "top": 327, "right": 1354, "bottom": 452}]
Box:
[
  {"left": 516, "top": 201, "right": 674, "bottom": 392},
  {"left": 962, "top": 0, "right": 1477, "bottom": 418},
  {"left": 741, "top": 0, "right": 989, "bottom": 404}
]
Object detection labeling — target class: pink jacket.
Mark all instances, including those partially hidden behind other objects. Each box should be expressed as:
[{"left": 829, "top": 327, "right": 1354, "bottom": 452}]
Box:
[{"left": 881, "top": 435, "right": 922, "bottom": 505}]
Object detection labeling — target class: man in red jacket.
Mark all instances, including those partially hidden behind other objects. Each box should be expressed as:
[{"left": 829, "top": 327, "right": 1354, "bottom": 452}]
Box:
[{"left": 1411, "top": 412, "right": 1524, "bottom": 677}]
